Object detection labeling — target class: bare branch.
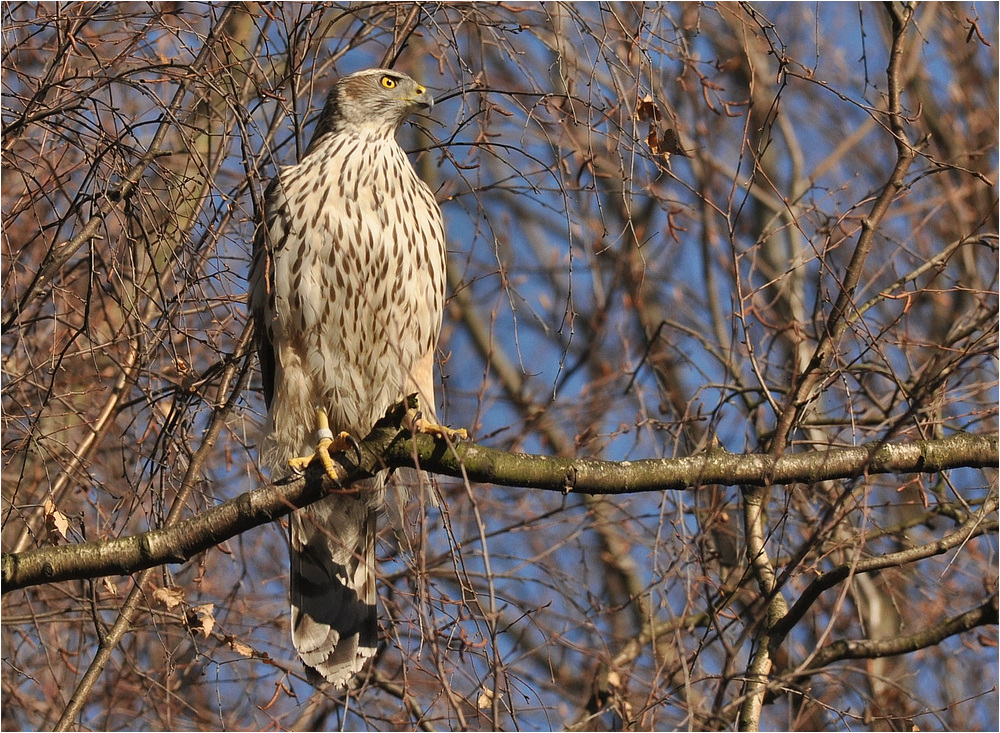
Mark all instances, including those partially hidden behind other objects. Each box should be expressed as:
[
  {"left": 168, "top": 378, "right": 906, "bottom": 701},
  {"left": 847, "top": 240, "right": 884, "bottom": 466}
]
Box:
[
  {"left": 772, "top": 491, "right": 999, "bottom": 643},
  {"left": 807, "top": 592, "right": 998, "bottom": 668},
  {"left": 770, "top": 3, "right": 920, "bottom": 452},
  {"left": 3, "top": 399, "right": 995, "bottom": 593}
]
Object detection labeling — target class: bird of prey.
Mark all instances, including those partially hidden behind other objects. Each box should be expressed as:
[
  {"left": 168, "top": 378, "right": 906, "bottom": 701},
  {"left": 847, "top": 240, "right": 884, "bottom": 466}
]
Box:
[{"left": 248, "top": 68, "right": 462, "bottom": 687}]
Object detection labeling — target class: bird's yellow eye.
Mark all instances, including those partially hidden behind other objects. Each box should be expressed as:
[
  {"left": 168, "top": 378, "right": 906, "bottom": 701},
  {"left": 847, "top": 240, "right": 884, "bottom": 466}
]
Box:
[{"left": 380, "top": 76, "right": 397, "bottom": 89}]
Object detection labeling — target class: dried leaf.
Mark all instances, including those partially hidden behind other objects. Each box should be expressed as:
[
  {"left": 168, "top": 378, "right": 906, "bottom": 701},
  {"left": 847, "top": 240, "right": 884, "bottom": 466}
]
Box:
[
  {"left": 477, "top": 686, "right": 502, "bottom": 710},
  {"left": 229, "top": 638, "right": 254, "bottom": 657},
  {"left": 636, "top": 94, "right": 688, "bottom": 163},
  {"left": 101, "top": 576, "right": 118, "bottom": 596},
  {"left": 153, "top": 586, "right": 185, "bottom": 609},
  {"left": 186, "top": 603, "right": 215, "bottom": 638},
  {"left": 648, "top": 127, "right": 688, "bottom": 160},
  {"left": 43, "top": 498, "right": 69, "bottom": 543},
  {"left": 636, "top": 94, "right": 662, "bottom": 122}
]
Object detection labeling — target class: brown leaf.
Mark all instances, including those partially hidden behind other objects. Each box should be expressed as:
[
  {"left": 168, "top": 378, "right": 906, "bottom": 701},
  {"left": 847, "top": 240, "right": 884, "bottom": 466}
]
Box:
[
  {"left": 636, "top": 94, "right": 662, "bottom": 122},
  {"left": 153, "top": 586, "right": 185, "bottom": 609},
  {"left": 228, "top": 638, "right": 254, "bottom": 657},
  {"left": 43, "top": 498, "right": 69, "bottom": 543},
  {"left": 636, "top": 95, "right": 688, "bottom": 162},
  {"left": 648, "top": 127, "right": 688, "bottom": 159},
  {"left": 186, "top": 603, "right": 215, "bottom": 638}
]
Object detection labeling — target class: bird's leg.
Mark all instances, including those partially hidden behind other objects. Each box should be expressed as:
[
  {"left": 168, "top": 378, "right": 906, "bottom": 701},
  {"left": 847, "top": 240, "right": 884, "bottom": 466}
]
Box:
[
  {"left": 288, "top": 408, "right": 362, "bottom": 481},
  {"left": 403, "top": 396, "right": 469, "bottom": 442}
]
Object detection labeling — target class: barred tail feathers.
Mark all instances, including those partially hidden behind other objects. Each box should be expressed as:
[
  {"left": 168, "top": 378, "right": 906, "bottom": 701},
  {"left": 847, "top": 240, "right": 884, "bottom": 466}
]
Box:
[{"left": 289, "top": 485, "right": 380, "bottom": 686}]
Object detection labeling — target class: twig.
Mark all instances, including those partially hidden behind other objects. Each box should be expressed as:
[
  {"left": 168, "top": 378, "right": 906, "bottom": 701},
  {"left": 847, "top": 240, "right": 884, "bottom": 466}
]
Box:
[
  {"left": 806, "top": 592, "right": 998, "bottom": 668},
  {"left": 769, "top": 3, "right": 918, "bottom": 455},
  {"left": 771, "top": 491, "right": 999, "bottom": 643},
  {"left": 52, "top": 347, "right": 254, "bottom": 731}
]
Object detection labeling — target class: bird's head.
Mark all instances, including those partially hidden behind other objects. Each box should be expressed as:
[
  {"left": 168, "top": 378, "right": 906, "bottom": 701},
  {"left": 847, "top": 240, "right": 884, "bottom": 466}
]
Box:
[{"left": 312, "top": 68, "right": 434, "bottom": 144}]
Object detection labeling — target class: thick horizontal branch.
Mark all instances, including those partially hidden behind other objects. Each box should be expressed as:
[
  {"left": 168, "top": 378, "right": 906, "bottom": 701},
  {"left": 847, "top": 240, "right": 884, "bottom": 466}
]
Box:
[
  {"left": 395, "top": 427, "right": 997, "bottom": 494},
  {"left": 2, "top": 398, "right": 996, "bottom": 593}
]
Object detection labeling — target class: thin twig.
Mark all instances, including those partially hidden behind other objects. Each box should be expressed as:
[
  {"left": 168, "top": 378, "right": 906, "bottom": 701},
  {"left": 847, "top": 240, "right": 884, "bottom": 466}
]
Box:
[
  {"left": 52, "top": 347, "right": 254, "bottom": 731},
  {"left": 769, "top": 4, "right": 918, "bottom": 455}
]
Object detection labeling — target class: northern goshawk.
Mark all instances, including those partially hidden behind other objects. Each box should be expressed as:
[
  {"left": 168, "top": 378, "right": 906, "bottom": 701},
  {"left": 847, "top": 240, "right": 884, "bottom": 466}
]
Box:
[{"left": 249, "top": 68, "right": 461, "bottom": 687}]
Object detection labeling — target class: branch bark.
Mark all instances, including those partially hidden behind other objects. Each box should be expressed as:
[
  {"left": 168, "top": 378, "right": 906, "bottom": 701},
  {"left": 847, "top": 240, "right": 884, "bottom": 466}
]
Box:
[
  {"left": 3, "top": 394, "right": 995, "bottom": 593},
  {"left": 737, "top": 485, "right": 789, "bottom": 732}
]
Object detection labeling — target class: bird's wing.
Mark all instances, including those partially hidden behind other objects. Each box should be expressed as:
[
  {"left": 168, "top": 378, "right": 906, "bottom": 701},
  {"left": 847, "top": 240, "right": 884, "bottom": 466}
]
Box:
[{"left": 249, "top": 175, "right": 288, "bottom": 410}]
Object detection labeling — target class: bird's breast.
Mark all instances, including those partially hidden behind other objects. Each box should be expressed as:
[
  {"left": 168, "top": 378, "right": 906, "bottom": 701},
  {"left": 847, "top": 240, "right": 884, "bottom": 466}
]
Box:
[{"left": 266, "top": 138, "right": 444, "bottom": 439}]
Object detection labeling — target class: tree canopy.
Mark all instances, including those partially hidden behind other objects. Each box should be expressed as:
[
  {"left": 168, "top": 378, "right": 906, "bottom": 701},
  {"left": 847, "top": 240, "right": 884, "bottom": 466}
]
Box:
[{"left": 2, "top": 3, "right": 997, "bottom": 731}]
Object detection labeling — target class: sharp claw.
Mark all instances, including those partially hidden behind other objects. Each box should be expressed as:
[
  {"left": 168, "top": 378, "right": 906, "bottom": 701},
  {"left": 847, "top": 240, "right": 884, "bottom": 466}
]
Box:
[
  {"left": 344, "top": 433, "right": 364, "bottom": 466},
  {"left": 437, "top": 425, "right": 469, "bottom": 441}
]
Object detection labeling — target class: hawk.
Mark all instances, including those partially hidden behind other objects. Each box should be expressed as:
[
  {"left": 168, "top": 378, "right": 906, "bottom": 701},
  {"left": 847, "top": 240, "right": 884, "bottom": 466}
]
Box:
[{"left": 249, "top": 68, "right": 460, "bottom": 687}]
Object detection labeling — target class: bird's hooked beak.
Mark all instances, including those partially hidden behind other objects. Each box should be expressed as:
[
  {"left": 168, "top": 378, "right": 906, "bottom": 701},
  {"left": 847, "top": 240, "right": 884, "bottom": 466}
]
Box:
[{"left": 411, "top": 84, "right": 434, "bottom": 111}]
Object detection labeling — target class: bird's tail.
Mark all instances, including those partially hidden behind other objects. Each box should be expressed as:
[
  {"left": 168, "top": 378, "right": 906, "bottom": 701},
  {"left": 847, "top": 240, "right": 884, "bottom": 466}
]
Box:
[{"left": 289, "top": 486, "right": 380, "bottom": 687}]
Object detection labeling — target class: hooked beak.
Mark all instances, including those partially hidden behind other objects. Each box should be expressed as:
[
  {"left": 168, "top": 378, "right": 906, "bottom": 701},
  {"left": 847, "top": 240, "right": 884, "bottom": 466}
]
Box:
[{"left": 411, "top": 84, "right": 434, "bottom": 111}]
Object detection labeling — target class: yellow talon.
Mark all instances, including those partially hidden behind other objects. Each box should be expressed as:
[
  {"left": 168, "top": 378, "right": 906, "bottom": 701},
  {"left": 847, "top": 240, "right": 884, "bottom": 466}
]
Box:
[
  {"left": 404, "top": 402, "right": 469, "bottom": 442},
  {"left": 288, "top": 408, "right": 359, "bottom": 481},
  {"left": 419, "top": 421, "right": 469, "bottom": 441}
]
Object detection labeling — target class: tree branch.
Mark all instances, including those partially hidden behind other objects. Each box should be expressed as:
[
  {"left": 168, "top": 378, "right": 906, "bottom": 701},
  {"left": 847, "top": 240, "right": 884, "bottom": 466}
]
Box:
[
  {"left": 738, "top": 485, "right": 789, "bottom": 732},
  {"left": 2, "top": 393, "right": 995, "bottom": 593},
  {"left": 771, "top": 491, "right": 999, "bottom": 642},
  {"left": 806, "top": 592, "right": 998, "bottom": 669},
  {"left": 769, "top": 3, "right": 919, "bottom": 453},
  {"left": 53, "top": 327, "right": 256, "bottom": 731}
]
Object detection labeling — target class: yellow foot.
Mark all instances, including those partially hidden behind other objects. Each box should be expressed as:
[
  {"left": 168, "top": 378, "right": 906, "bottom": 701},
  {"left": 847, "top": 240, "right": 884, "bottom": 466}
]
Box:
[
  {"left": 288, "top": 408, "right": 362, "bottom": 481},
  {"left": 404, "top": 403, "right": 469, "bottom": 442}
]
